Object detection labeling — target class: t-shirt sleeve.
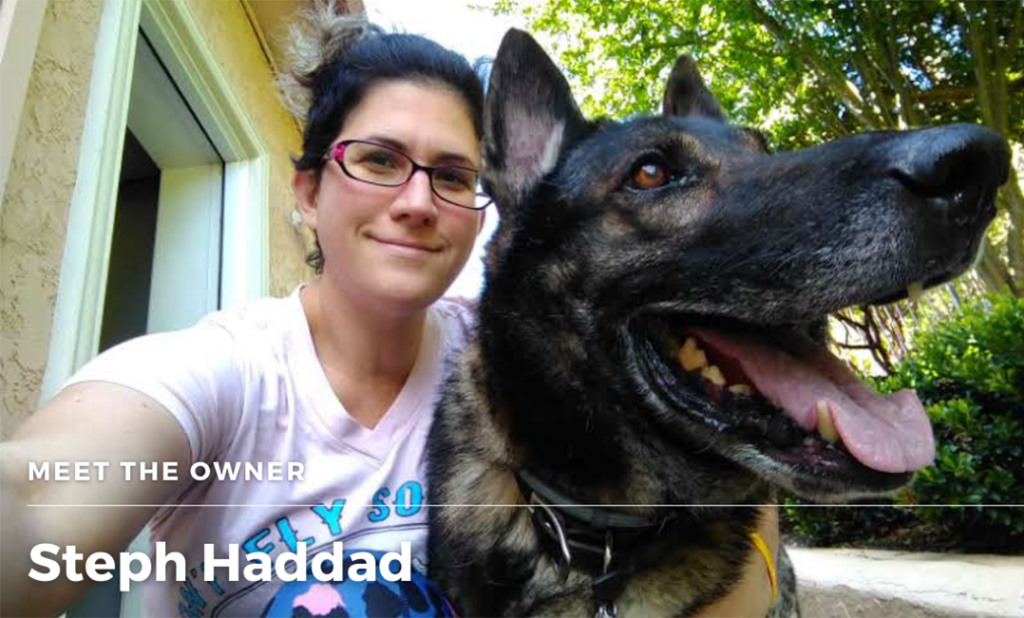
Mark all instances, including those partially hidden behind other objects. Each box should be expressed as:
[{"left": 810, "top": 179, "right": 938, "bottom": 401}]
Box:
[{"left": 63, "top": 321, "right": 244, "bottom": 465}]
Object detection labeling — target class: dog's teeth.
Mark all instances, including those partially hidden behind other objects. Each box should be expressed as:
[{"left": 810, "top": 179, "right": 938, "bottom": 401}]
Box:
[
  {"left": 678, "top": 337, "right": 708, "bottom": 371},
  {"left": 907, "top": 281, "right": 924, "bottom": 304},
  {"left": 816, "top": 400, "right": 839, "bottom": 443},
  {"left": 701, "top": 365, "right": 726, "bottom": 387},
  {"left": 728, "top": 384, "right": 753, "bottom": 395}
]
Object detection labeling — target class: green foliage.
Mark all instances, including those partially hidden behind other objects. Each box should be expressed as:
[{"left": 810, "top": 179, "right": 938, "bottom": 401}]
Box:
[
  {"left": 880, "top": 293, "right": 1024, "bottom": 405},
  {"left": 884, "top": 294, "right": 1024, "bottom": 537},
  {"left": 785, "top": 294, "right": 1024, "bottom": 550},
  {"left": 782, "top": 500, "right": 915, "bottom": 546},
  {"left": 504, "top": 0, "right": 1024, "bottom": 292},
  {"left": 507, "top": 0, "right": 1024, "bottom": 148}
]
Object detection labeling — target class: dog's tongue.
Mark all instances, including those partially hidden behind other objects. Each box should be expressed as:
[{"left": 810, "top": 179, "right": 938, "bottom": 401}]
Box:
[{"left": 692, "top": 329, "right": 934, "bottom": 474}]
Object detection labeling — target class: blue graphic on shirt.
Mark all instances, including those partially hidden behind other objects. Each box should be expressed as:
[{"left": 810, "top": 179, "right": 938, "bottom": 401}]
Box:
[
  {"left": 313, "top": 500, "right": 347, "bottom": 536},
  {"left": 394, "top": 482, "right": 423, "bottom": 518},
  {"left": 259, "top": 552, "right": 455, "bottom": 618},
  {"left": 369, "top": 482, "right": 423, "bottom": 523},
  {"left": 368, "top": 488, "right": 391, "bottom": 523},
  {"left": 175, "top": 482, "right": 428, "bottom": 618}
]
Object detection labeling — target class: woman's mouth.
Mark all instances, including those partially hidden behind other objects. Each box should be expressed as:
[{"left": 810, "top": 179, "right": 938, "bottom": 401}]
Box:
[{"left": 371, "top": 235, "right": 443, "bottom": 255}]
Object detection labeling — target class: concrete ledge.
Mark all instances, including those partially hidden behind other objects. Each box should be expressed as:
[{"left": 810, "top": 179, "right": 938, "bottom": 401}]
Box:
[{"left": 789, "top": 548, "right": 1024, "bottom": 618}]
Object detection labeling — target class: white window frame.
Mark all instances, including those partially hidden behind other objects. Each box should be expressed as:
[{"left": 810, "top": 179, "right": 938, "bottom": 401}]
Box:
[
  {"left": 41, "top": 0, "right": 269, "bottom": 400},
  {"left": 0, "top": 0, "right": 50, "bottom": 207}
]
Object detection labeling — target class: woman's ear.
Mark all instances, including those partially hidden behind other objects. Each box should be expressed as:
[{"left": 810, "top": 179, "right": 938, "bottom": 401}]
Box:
[{"left": 292, "top": 170, "right": 320, "bottom": 230}]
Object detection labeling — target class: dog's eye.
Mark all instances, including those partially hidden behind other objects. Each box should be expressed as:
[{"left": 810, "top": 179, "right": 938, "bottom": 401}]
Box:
[{"left": 628, "top": 159, "right": 670, "bottom": 190}]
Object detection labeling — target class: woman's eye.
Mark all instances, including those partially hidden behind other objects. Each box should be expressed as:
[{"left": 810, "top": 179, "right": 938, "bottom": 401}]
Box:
[
  {"left": 435, "top": 168, "right": 474, "bottom": 190},
  {"left": 364, "top": 151, "right": 397, "bottom": 168},
  {"left": 628, "top": 160, "right": 671, "bottom": 190}
]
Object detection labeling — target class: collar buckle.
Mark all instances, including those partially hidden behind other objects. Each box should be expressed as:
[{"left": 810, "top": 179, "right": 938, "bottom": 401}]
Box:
[
  {"left": 526, "top": 492, "right": 573, "bottom": 578},
  {"left": 594, "top": 530, "right": 617, "bottom": 618}
]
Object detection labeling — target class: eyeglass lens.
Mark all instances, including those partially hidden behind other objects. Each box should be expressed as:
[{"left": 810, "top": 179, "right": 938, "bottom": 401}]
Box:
[{"left": 341, "top": 141, "right": 483, "bottom": 209}]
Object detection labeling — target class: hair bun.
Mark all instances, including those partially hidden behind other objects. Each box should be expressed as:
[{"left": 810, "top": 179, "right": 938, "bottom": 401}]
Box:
[{"left": 277, "top": 0, "right": 381, "bottom": 121}]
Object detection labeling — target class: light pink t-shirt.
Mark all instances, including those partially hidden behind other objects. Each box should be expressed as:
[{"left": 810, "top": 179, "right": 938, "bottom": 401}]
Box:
[{"left": 67, "top": 290, "right": 473, "bottom": 617}]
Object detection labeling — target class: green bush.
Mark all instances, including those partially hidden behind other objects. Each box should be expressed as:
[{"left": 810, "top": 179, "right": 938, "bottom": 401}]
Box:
[{"left": 785, "top": 293, "right": 1024, "bottom": 551}]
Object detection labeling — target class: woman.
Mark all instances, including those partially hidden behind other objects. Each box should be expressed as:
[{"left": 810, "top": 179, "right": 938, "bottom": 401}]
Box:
[{"left": 0, "top": 5, "right": 777, "bottom": 617}]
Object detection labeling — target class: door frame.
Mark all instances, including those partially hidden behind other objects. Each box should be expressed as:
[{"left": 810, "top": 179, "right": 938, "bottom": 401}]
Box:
[{"left": 41, "top": 0, "right": 269, "bottom": 400}]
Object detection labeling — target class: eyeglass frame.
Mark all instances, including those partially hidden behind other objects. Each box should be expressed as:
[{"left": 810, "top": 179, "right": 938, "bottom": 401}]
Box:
[{"left": 323, "top": 140, "right": 492, "bottom": 211}]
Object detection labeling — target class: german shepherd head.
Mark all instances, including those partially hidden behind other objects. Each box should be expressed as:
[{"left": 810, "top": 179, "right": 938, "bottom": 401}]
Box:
[{"left": 427, "top": 29, "right": 1009, "bottom": 616}]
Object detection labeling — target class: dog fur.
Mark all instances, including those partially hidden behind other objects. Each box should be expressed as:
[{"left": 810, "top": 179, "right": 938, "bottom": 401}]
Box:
[{"left": 427, "top": 29, "right": 1009, "bottom": 617}]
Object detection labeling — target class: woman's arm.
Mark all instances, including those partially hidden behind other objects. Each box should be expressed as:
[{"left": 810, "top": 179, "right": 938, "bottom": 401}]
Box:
[
  {"left": 0, "top": 382, "right": 191, "bottom": 617},
  {"left": 692, "top": 506, "right": 780, "bottom": 618}
]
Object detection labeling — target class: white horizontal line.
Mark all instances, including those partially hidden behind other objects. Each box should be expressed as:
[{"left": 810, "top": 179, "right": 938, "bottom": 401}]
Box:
[{"left": 26, "top": 504, "right": 1024, "bottom": 508}]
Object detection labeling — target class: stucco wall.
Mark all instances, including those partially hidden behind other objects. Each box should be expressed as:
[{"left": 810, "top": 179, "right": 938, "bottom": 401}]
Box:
[
  {"left": 0, "top": 0, "right": 310, "bottom": 439},
  {"left": 0, "top": 0, "right": 104, "bottom": 438}
]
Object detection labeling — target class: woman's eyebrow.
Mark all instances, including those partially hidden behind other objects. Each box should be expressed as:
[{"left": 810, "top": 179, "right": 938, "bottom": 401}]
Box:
[
  {"left": 361, "top": 134, "right": 478, "bottom": 168},
  {"left": 433, "top": 151, "right": 478, "bottom": 168},
  {"left": 361, "top": 134, "right": 407, "bottom": 151}
]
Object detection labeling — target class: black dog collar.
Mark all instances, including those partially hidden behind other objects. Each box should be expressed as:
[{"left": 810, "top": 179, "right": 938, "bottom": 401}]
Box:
[{"left": 514, "top": 469, "right": 682, "bottom": 616}]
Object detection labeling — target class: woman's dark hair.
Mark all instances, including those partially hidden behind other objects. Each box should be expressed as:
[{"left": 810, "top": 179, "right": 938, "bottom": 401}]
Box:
[{"left": 280, "top": 5, "right": 485, "bottom": 274}]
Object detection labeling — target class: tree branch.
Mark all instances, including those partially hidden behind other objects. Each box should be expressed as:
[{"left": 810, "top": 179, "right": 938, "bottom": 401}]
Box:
[
  {"left": 1004, "top": 0, "right": 1024, "bottom": 62},
  {"left": 915, "top": 76, "right": 1024, "bottom": 102},
  {"left": 743, "top": 0, "right": 884, "bottom": 129}
]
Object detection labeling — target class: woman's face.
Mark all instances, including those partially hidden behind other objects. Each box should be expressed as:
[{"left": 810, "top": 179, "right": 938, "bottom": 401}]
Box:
[{"left": 295, "top": 80, "right": 483, "bottom": 312}]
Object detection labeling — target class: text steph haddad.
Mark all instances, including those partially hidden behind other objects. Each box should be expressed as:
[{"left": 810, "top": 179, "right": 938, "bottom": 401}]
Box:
[
  {"left": 30, "top": 542, "right": 413, "bottom": 591},
  {"left": 27, "top": 461, "right": 305, "bottom": 482}
]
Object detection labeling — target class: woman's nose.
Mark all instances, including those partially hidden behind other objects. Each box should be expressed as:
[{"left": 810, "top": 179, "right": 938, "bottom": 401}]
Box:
[{"left": 390, "top": 169, "right": 438, "bottom": 226}]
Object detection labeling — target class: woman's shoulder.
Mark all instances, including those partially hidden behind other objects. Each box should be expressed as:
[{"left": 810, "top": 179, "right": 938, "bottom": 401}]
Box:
[
  {"left": 71, "top": 294, "right": 300, "bottom": 381},
  {"left": 202, "top": 292, "right": 300, "bottom": 334}
]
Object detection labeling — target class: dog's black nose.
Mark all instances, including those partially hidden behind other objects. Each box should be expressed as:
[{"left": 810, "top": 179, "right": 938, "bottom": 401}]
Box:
[{"left": 884, "top": 124, "right": 1010, "bottom": 222}]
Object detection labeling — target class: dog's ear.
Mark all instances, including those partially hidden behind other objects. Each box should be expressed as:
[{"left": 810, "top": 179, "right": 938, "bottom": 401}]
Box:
[
  {"left": 482, "top": 29, "right": 587, "bottom": 213},
  {"left": 662, "top": 55, "right": 726, "bottom": 121}
]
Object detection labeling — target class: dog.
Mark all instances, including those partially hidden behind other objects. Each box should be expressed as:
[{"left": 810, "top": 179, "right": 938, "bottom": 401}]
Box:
[{"left": 427, "top": 29, "right": 1010, "bottom": 617}]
